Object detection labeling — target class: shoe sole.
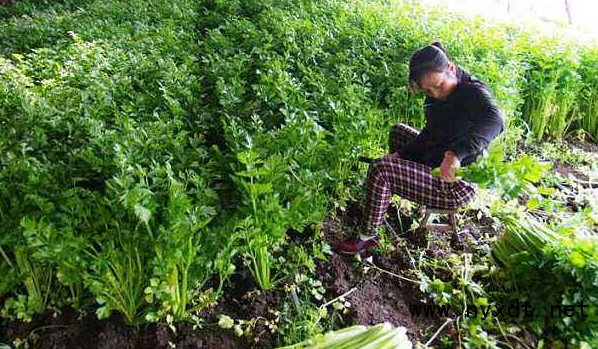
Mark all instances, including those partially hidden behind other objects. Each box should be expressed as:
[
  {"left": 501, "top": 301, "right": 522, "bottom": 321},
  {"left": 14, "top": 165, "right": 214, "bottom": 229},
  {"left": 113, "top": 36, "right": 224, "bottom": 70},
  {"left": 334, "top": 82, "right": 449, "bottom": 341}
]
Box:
[
  {"left": 338, "top": 246, "right": 377, "bottom": 255},
  {"left": 339, "top": 250, "right": 360, "bottom": 255}
]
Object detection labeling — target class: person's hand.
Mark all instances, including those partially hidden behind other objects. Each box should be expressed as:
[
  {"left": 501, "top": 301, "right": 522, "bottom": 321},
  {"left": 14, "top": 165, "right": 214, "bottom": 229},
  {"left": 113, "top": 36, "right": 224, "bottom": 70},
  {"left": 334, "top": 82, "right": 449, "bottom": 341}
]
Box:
[{"left": 439, "top": 151, "right": 460, "bottom": 182}]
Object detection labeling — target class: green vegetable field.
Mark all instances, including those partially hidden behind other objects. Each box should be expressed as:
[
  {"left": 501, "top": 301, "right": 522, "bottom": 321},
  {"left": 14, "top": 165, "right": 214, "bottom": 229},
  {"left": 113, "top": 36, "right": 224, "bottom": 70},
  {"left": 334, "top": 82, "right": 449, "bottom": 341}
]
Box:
[{"left": 0, "top": 0, "right": 597, "bottom": 348}]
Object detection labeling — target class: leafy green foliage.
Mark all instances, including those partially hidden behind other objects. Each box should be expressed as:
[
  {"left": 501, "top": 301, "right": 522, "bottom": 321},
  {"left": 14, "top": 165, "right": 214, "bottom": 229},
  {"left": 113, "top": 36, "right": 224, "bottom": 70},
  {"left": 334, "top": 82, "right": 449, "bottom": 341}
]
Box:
[
  {"left": 521, "top": 40, "right": 582, "bottom": 140},
  {"left": 0, "top": 0, "right": 234, "bottom": 325},
  {"left": 433, "top": 143, "right": 552, "bottom": 200},
  {"left": 86, "top": 235, "right": 147, "bottom": 325},
  {"left": 0, "top": 1, "right": 597, "bottom": 347},
  {"left": 232, "top": 149, "right": 290, "bottom": 290},
  {"left": 491, "top": 210, "right": 598, "bottom": 347},
  {"left": 1, "top": 249, "right": 53, "bottom": 322},
  {"left": 577, "top": 48, "right": 598, "bottom": 141}
]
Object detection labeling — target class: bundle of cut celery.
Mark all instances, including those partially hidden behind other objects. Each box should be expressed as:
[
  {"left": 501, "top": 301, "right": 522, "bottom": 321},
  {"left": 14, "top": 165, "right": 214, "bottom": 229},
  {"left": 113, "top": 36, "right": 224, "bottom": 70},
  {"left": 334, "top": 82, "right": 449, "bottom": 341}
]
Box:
[{"left": 276, "top": 322, "right": 412, "bottom": 349}]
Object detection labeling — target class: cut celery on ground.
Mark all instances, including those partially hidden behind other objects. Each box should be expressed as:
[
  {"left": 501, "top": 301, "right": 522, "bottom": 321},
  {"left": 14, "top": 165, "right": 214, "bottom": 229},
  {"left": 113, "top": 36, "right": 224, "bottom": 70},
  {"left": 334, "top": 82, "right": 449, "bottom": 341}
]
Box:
[{"left": 276, "top": 322, "right": 412, "bottom": 349}]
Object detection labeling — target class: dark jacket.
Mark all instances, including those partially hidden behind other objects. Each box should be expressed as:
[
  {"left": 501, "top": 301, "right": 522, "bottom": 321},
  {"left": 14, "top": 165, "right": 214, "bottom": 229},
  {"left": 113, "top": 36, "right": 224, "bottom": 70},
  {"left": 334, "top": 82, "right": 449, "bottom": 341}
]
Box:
[{"left": 402, "top": 68, "right": 504, "bottom": 168}]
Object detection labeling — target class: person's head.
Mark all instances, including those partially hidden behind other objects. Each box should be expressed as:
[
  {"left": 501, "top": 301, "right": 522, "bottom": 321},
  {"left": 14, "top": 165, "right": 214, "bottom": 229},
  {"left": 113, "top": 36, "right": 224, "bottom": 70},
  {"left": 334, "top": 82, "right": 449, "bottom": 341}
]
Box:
[{"left": 408, "top": 42, "right": 458, "bottom": 100}]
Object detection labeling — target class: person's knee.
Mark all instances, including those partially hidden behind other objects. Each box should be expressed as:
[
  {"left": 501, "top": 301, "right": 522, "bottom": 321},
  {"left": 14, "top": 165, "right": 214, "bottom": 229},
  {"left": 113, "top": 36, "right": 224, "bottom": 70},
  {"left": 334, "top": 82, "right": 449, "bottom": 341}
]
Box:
[
  {"left": 390, "top": 124, "right": 411, "bottom": 140},
  {"left": 368, "top": 160, "right": 387, "bottom": 179},
  {"left": 390, "top": 123, "right": 408, "bottom": 133},
  {"left": 389, "top": 124, "right": 409, "bottom": 152},
  {"left": 453, "top": 189, "right": 476, "bottom": 208},
  {"left": 395, "top": 124, "right": 413, "bottom": 136},
  {"left": 369, "top": 156, "right": 401, "bottom": 180}
]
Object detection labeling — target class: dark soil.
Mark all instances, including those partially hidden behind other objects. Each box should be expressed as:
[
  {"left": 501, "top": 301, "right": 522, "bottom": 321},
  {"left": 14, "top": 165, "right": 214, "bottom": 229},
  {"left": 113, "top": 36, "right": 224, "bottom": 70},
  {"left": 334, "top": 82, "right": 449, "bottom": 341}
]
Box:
[
  {"left": 0, "top": 272, "right": 278, "bottom": 349},
  {"left": 567, "top": 135, "right": 598, "bottom": 154},
  {"left": 0, "top": 310, "right": 247, "bottom": 349},
  {"left": 319, "top": 202, "right": 447, "bottom": 344},
  {"left": 315, "top": 250, "right": 429, "bottom": 343},
  {"left": 552, "top": 162, "right": 590, "bottom": 182}
]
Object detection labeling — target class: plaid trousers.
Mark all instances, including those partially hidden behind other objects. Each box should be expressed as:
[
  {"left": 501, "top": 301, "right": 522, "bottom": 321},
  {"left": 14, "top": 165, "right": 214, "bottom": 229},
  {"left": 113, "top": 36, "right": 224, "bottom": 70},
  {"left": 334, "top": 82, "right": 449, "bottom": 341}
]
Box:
[{"left": 363, "top": 124, "right": 476, "bottom": 228}]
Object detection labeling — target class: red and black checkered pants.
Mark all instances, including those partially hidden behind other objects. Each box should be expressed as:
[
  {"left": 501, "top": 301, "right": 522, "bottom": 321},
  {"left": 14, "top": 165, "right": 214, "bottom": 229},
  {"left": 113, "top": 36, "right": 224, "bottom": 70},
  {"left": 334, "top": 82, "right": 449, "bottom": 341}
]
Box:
[{"left": 363, "top": 124, "right": 476, "bottom": 228}]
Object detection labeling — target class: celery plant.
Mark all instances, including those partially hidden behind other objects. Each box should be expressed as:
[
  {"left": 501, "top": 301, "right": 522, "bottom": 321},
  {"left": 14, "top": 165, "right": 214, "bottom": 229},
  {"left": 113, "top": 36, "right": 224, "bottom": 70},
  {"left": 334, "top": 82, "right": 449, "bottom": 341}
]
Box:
[
  {"left": 578, "top": 50, "right": 598, "bottom": 141},
  {"left": 490, "top": 208, "right": 598, "bottom": 345},
  {"left": 0, "top": 249, "right": 53, "bottom": 322},
  {"left": 233, "top": 150, "right": 289, "bottom": 290},
  {"left": 144, "top": 170, "right": 236, "bottom": 322},
  {"left": 86, "top": 236, "right": 147, "bottom": 326},
  {"left": 490, "top": 212, "right": 558, "bottom": 268}
]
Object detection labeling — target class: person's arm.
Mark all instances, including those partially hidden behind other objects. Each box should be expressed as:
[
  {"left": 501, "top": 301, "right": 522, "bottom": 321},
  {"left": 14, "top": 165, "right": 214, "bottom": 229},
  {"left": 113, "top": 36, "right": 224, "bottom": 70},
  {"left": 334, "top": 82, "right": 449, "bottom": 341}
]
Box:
[
  {"left": 401, "top": 126, "right": 429, "bottom": 162},
  {"left": 401, "top": 97, "right": 433, "bottom": 162},
  {"left": 449, "top": 86, "right": 504, "bottom": 161}
]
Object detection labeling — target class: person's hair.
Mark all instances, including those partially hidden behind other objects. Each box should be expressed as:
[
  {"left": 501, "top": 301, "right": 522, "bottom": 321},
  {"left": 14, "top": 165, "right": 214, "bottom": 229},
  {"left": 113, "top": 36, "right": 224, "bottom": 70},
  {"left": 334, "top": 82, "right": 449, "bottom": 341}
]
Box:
[{"left": 408, "top": 42, "right": 450, "bottom": 87}]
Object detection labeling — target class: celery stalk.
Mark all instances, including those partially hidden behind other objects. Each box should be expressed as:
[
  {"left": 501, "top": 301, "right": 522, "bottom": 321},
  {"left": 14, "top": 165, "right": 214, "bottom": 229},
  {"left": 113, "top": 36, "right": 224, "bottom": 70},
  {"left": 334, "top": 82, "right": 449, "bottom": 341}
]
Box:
[
  {"left": 276, "top": 323, "right": 412, "bottom": 349},
  {"left": 277, "top": 325, "right": 367, "bottom": 349}
]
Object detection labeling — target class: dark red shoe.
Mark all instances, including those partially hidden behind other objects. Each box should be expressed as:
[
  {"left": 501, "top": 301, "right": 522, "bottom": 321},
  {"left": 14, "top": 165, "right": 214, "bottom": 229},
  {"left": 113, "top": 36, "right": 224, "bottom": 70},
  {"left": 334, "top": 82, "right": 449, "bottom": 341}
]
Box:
[{"left": 338, "top": 236, "right": 379, "bottom": 255}]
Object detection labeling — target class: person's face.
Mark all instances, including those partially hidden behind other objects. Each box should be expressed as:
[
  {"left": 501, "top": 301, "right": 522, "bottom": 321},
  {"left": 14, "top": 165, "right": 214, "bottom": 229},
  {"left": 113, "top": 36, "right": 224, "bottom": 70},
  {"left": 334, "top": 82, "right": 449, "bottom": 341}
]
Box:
[{"left": 418, "top": 64, "right": 458, "bottom": 100}]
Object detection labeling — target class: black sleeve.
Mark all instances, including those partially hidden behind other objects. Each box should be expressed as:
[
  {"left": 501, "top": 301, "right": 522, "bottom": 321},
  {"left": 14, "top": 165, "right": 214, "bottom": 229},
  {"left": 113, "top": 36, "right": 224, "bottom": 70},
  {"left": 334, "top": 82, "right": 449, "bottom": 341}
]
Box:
[
  {"left": 402, "top": 97, "right": 433, "bottom": 162},
  {"left": 402, "top": 125, "right": 429, "bottom": 162},
  {"left": 449, "top": 86, "right": 504, "bottom": 160}
]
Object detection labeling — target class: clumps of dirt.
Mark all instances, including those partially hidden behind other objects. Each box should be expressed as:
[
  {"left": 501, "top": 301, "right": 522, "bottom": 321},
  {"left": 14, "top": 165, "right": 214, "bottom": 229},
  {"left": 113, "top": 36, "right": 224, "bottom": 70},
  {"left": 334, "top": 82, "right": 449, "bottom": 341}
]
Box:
[
  {"left": 151, "top": 282, "right": 279, "bottom": 349},
  {"left": 186, "top": 272, "right": 279, "bottom": 349},
  {"left": 96, "top": 319, "right": 137, "bottom": 349},
  {"left": 1, "top": 307, "right": 105, "bottom": 349},
  {"left": 0, "top": 278, "right": 279, "bottom": 349},
  {"left": 155, "top": 322, "right": 245, "bottom": 349},
  {"left": 403, "top": 222, "right": 487, "bottom": 258},
  {"left": 320, "top": 200, "right": 365, "bottom": 248},
  {"left": 404, "top": 227, "right": 429, "bottom": 249},
  {"left": 568, "top": 136, "right": 598, "bottom": 154},
  {"left": 376, "top": 244, "right": 415, "bottom": 272},
  {"left": 346, "top": 281, "right": 418, "bottom": 330},
  {"left": 316, "top": 253, "right": 425, "bottom": 342},
  {"left": 240, "top": 290, "right": 278, "bottom": 347},
  {"left": 321, "top": 216, "right": 345, "bottom": 249},
  {"left": 147, "top": 270, "right": 280, "bottom": 349},
  {"left": 553, "top": 162, "right": 590, "bottom": 182},
  {"left": 327, "top": 253, "right": 353, "bottom": 293}
]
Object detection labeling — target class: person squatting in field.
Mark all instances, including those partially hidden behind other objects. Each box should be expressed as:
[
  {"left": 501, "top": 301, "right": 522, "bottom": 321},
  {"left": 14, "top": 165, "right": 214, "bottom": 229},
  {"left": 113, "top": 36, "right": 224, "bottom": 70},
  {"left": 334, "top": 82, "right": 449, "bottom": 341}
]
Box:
[{"left": 339, "top": 42, "right": 504, "bottom": 254}]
